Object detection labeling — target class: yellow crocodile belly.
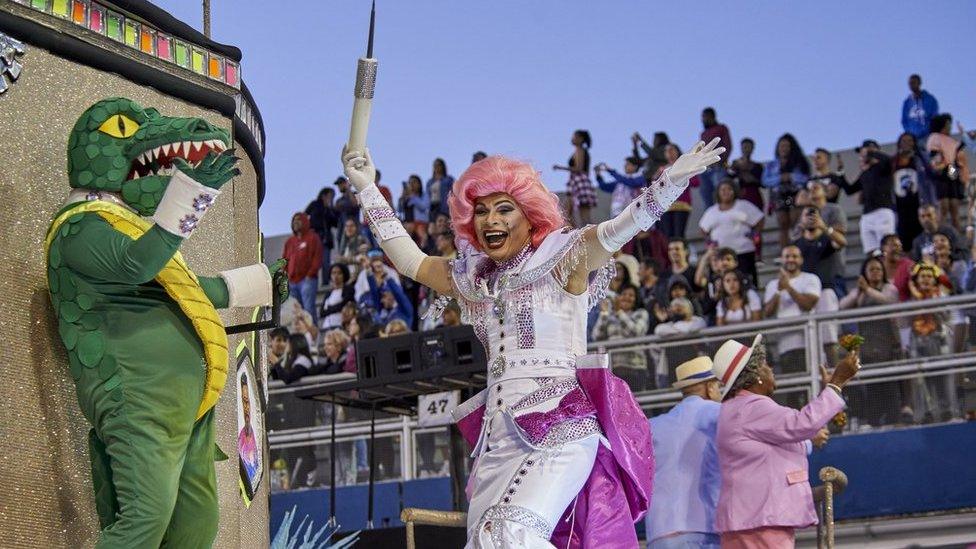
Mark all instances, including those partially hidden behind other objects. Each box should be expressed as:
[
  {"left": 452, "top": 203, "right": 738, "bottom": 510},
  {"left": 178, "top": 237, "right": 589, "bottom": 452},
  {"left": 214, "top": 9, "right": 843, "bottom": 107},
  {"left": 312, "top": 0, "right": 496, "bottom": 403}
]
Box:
[{"left": 46, "top": 201, "right": 228, "bottom": 420}]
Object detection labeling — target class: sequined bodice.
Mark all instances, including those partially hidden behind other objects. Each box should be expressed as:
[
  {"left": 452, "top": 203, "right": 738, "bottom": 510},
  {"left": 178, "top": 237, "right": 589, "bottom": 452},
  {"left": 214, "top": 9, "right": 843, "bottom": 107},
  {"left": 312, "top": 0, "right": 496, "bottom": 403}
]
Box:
[{"left": 450, "top": 229, "right": 614, "bottom": 383}]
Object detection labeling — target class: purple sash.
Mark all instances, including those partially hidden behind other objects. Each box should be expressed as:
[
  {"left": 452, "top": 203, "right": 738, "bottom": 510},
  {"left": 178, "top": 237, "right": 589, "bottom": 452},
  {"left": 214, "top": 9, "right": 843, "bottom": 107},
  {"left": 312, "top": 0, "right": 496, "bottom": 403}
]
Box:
[{"left": 454, "top": 365, "right": 654, "bottom": 547}]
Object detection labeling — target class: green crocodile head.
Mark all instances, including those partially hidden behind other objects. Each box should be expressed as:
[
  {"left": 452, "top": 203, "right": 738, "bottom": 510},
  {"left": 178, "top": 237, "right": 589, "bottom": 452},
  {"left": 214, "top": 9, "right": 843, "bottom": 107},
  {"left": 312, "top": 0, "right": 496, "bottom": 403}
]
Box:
[{"left": 67, "top": 97, "right": 231, "bottom": 215}]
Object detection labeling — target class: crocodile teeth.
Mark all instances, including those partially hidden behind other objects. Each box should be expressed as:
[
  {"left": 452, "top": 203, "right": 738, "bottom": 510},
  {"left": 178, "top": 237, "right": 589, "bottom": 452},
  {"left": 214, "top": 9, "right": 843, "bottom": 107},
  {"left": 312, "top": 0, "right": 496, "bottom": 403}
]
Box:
[
  {"left": 132, "top": 172, "right": 140, "bottom": 180},
  {"left": 162, "top": 143, "right": 171, "bottom": 156},
  {"left": 183, "top": 141, "right": 192, "bottom": 154}
]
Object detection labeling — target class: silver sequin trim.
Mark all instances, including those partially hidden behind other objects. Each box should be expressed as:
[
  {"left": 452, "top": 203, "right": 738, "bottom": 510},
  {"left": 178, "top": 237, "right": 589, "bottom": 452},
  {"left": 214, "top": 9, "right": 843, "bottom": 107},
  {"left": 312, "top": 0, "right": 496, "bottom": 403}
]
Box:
[
  {"left": 636, "top": 185, "right": 666, "bottom": 221},
  {"left": 589, "top": 260, "right": 616, "bottom": 308},
  {"left": 482, "top": 504, "right": 553, "bottom": 540},
  {"left": 451, "top": 229, "right": 587, "bottom": 301},
  {"left": 489, "top": 356, "right": 575, "bottom": 380},
  {"left": 473, "top": 317, "right": 489, "bottom": 353},
  {"left": 514, "top": 285, "right": 535, "bottom": 348},
  {"left": 538, "top": 417, "right": 602, "bottom": 447},
  {"left": 512, "top": 378, "right": 580, "bottom": 412},
  {"left": 509, "top": 356, "right": 574, "bottom": 368}
]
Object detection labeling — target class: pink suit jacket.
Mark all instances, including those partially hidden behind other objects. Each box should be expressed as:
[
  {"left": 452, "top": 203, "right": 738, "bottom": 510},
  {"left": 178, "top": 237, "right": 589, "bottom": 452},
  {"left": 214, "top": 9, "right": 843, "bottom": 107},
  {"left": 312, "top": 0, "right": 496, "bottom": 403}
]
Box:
[{"left": 715, "top": 388, "right": 845, "bottom": 533}]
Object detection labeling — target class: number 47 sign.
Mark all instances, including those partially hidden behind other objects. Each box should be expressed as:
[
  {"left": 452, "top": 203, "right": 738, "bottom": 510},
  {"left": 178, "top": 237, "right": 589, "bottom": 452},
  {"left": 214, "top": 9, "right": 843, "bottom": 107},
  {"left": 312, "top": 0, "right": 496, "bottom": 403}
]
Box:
[{"left": 417, "top": 391, "right": 460, "bottom": 427}]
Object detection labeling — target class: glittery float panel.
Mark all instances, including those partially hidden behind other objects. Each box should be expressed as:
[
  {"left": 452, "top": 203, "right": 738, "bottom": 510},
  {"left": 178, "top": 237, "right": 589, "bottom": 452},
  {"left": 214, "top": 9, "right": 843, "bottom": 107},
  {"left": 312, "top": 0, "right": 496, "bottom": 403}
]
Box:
[{"left": 0, "top": 44, "right": 267, "bottom": 547}]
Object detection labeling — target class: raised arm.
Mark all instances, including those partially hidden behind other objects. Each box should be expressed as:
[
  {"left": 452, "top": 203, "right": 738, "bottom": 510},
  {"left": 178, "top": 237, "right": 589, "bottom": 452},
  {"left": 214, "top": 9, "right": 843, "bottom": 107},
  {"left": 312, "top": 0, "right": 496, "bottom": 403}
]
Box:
[
  {"left": 743, "top": 388, "right": 845, "bottom": 445},
  {"left": 342, "top": 149, "right": 454, "bottom": 296},
  {"left": 570, "top": 139, "right": 725, "bottom": 293}
]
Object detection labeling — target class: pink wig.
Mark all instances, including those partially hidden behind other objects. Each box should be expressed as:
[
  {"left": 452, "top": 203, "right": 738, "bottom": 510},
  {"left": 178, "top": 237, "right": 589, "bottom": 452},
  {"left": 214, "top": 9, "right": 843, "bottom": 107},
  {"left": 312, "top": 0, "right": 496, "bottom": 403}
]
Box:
[{"left": 448, "top": 156, "right": 566, "bottom": 251}]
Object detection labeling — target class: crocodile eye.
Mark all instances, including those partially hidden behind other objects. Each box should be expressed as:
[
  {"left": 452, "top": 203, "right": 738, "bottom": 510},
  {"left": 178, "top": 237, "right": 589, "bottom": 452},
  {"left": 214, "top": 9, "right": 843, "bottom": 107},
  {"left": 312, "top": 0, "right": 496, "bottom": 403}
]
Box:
[{"left": 97, "top": 114, "right": 140, "bottom": 139}]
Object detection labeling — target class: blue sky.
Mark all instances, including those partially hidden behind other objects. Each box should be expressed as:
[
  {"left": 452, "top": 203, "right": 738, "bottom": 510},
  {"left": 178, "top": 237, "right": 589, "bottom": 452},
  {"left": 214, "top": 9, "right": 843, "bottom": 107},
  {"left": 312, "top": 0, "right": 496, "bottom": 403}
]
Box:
[{"left": 155, "top": 1, "right": 976, "bottom": 236}]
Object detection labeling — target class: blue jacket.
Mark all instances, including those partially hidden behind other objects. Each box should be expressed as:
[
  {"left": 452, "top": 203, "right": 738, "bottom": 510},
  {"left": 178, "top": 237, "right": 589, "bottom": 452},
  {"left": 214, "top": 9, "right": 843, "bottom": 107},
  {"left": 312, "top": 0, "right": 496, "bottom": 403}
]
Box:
[
  {"left": 595, "top": 169, "right": 645, "bottom": 192},
  {"left": 762, "top": 159, "right": 809, "bottom": 189},
  {"left": 902, "top": 91, "right": 939, "bottom": 140},
  {"left": 398, "top": 193, "right": 430, "bottom": 223},
  {"left": 366, "top": 275, "right": 414, "bottom": 326},
  {"left": 646, "top": 396, "right": 721, "bottom": 542}
]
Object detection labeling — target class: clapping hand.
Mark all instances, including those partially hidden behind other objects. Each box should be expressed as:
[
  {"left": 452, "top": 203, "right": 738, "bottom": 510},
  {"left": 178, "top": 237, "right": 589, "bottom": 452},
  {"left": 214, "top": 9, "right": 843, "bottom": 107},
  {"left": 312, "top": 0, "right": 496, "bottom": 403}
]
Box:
[
  {"left": 856, "top": 276, "right": 869, "bottom": 293},
  {"left": 653, "top": 303, "right": 669, "bottom": 322},
  {"left": 777, "top": 270, "right": 791, "bottom": 291}
]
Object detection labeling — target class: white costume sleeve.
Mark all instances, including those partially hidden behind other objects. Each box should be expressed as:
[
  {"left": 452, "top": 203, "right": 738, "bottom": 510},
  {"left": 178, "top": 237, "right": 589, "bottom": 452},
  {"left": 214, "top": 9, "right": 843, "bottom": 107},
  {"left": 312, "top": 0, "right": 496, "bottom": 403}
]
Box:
[
  {"left": 358, "top": 185, "right": 426, "bottom": 279},
  {"left": 596, "top": 169, "right": 687, "bottom": 252},
  {"left": 596, "top": 138, "right": 724, "bottom": 252},
  {"left": 153, "top": 169, "right": 220, "bottom": 237},
  {"left": 219, "top": 263, "right": 273, "bottom": 307}
]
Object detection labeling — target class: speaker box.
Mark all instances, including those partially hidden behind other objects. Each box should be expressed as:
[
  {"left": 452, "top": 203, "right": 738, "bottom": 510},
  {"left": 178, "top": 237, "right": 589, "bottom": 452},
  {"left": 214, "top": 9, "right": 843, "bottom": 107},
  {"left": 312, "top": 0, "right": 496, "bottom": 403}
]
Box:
[
  {"left": 356, "top": 325, "right": 486, "bottom": 380},
  {"left": 357, "top": 332, "right": 418, "bottom": 380}
]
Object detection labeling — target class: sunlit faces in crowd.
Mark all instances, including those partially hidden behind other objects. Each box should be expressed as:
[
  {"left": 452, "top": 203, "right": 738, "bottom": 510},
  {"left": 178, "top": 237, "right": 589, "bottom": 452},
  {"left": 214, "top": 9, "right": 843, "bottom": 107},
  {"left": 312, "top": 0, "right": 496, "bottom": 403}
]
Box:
[
  {"left": 780, "top": 245, "right": 803, "bottom": 273},
  {"left": 615, "top": 285, "right": 638, "bottom": 312}
]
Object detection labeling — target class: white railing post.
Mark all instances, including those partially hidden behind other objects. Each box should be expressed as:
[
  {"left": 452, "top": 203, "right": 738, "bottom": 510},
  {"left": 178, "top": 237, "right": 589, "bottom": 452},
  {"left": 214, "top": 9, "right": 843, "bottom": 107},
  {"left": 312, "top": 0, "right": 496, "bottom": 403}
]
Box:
[
  {"left": 402, "top": 416, "right": 414, "bottom": 481},
  {"left": 808, "top": 317, "right": 822, "bottom": 398}
]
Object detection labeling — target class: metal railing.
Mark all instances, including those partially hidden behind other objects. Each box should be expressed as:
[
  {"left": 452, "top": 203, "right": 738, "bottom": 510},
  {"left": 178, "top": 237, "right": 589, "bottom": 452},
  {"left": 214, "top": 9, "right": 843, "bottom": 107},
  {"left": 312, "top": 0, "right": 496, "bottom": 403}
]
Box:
[
  {"left": 594, "top": 293, "right": 976, "bottom": 424},
  {"left": 267, "top": 293, "right": 976, "bottom": 490}
]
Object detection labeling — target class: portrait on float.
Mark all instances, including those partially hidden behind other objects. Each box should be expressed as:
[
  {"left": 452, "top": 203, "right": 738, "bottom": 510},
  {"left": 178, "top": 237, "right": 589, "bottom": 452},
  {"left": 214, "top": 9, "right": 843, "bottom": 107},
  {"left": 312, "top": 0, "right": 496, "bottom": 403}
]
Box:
[{"left": 237, "top": 349, "right": 265, "bottom": 505}]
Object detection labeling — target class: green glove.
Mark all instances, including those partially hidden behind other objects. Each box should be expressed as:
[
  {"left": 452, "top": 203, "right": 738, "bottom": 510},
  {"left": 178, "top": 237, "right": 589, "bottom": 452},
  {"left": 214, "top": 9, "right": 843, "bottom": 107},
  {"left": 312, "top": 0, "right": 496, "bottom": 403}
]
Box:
[
  {"left": 173, "top": 150, "right": 240, "bottom": 190},
  {"left": 269, "top": 259, "right": 288, "bottom": 304}
]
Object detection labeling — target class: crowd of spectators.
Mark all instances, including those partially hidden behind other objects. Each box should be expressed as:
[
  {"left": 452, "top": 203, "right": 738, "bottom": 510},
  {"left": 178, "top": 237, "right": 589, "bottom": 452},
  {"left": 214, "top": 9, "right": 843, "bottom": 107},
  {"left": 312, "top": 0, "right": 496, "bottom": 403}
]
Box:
[
  {"left": 263, "top": 73, "right": 975, "bottom": 497},
  {"left": 274, "top": 72, "right": 973, "bottom": 429}
]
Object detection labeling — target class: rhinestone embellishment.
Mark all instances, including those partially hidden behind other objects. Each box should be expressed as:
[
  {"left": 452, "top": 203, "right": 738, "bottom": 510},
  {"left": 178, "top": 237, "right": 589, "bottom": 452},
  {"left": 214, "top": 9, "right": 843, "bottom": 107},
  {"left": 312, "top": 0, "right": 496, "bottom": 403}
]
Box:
[
  {"left": 489, "top": 355, "right": 507, "bottom": 378},
  {"left": 481, "top": 505, "right": 553, "bottom": 540},
  {"left": 491, "top": 299, "right": 505, "bottom": 320},
  {"left": 192, "top": 192, "right": 216, "bottom": 212},
  {"left": 178, "top": 214, "right": 199, "bottom": 234}
]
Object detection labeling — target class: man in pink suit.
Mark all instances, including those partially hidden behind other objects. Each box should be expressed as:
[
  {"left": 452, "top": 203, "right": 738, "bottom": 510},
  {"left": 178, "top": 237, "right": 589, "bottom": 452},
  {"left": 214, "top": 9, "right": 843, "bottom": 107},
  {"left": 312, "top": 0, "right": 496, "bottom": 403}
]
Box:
[{"left": 710, "top": 335, "right": 860, "bottom": 547}]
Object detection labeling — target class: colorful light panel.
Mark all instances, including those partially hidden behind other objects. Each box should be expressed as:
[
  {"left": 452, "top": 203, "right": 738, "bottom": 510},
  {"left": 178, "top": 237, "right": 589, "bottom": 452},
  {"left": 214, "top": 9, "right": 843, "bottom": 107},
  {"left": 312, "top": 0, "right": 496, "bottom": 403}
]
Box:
[
  {"left": 208, "top": 56, "right": 223, "bottom": 79},
  {"left": 173, "top": 41, "right": 190, "bottom": 68},
  {"left": 52, "top": 0, "right": 69, "bottom": 17},
  {"left": 140, "top": 27, "right": 155, "bottom": 54},
  {"left": 156, "top": 34, "right": 172, "bottom": 61},
  {"left": 71, "top": 0, "right": 87, "bottom": 25},
  {"left": 225, "top": 62, "right": 238, "bottom": 87},
  {"left": 106, "top": 11, "right": 123, "bottom": 41},
  {"left": 22, "top": 0, "right": 242, "bottom": 89},
  {"left": 88, "top": 4, "right": 104, "bottom": 32},
  {"left": 191, "top": 49, "right": 205, "bottom": 74},
  {"left": 123, "top": 19, "right": 138, "bottom": 47}
]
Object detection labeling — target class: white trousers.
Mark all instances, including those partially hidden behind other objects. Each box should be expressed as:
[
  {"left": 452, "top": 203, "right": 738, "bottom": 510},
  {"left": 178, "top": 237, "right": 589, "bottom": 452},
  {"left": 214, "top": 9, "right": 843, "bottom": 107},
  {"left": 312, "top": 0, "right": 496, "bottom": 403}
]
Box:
[
  {"left": 859, "top": 208, "right": 897, "bottom": 254},
  {"left": 465, "top": 378, "right": 600, "bottom": 549}
]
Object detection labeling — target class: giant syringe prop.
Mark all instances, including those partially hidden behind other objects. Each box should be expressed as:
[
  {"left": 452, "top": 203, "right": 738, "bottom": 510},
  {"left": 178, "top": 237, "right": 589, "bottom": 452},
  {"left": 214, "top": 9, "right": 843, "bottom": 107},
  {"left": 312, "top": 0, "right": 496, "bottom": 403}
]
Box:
[{"left": 347, "top": 1, "right": 377, "bottom": 153}]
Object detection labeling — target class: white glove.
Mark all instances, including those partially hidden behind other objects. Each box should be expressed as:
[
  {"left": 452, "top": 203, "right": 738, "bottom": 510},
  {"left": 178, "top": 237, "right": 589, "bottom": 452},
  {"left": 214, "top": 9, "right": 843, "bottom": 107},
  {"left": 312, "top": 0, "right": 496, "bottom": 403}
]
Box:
[
  {"left": 666, "top": 137, "right": 725, "bottom": 184},
  {"left": 342, "top": 148, "right": 377, "bottom": 192},
  {"left": 341, "top": 147, "right": 427, "bottom": 279},
  {"left": 596, "top": 139, "right": 724, "bottom": 252}
]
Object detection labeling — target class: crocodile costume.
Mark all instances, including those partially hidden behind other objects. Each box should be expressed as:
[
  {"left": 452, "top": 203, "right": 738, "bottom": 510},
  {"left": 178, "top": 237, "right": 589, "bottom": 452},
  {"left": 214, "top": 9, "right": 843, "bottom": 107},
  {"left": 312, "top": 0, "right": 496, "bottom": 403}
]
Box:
[{"left": 45, "top": 98, "right": 285, "bottom": 548}]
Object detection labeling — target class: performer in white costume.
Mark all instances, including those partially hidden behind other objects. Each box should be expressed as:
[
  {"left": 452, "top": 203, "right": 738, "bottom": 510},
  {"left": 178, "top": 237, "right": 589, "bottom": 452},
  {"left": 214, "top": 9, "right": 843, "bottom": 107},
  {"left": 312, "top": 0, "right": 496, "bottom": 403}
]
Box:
[{"left": 342, "top": 139, "right": 723, "bottom": 548}]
